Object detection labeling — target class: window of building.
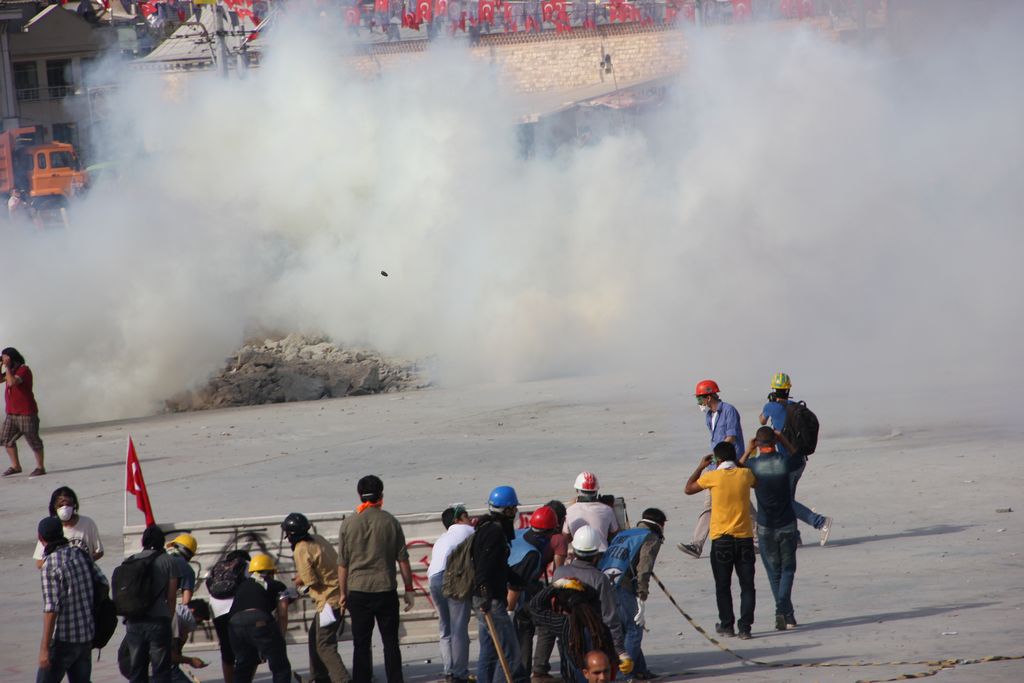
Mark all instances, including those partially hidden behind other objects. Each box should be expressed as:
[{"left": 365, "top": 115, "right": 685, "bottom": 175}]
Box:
[
  {"left": 46, "top": 59, "right": 73, "bottom": 99},
  {"left": 14, "top": 62, "right": 39, "bottom": 101},
  {"left": 52, "top": 123, "right": 79, "bottom": 149}
]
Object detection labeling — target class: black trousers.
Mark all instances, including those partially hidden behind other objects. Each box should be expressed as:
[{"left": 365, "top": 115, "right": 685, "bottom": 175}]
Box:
[
  {"left": 228, "top": 609, "right": 292, "bottom": 683},
  {"left": 348, "top": 590, "right": 403, "bottom": 683},
  {"left": 710, "top": 536, "right": 756, "bottom": 632}
]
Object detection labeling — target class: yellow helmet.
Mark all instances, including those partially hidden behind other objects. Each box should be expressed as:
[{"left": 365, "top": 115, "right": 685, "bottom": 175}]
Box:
[
  {"left": 168, "top": 533, "right": 198, "bottom": 556},
  {"left": 248, "top": 554, "right": 276, "bottom": 574},
  {"left": 771, "top": 372, "right": 792, "bottom": 391}
]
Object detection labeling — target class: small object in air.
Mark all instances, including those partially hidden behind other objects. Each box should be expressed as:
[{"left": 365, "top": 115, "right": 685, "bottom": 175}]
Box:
[{"left": 380, "top": 270, "right": 388, "bottom": 277}]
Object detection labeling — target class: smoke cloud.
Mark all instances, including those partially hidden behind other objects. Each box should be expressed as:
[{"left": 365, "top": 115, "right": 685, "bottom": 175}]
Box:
[{"left": 4, "top": 10, "right": 1022, "bottom": 426}]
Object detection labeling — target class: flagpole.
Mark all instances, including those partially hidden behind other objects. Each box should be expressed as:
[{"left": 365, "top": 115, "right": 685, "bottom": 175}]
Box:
[{"left": 124, "top": 435, "right": 129, "bottom": 529}]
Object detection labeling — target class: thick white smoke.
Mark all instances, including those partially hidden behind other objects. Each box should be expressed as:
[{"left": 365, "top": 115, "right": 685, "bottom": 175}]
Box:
[{"left": 3, "top": 9, "right": 1022, "bottom": 425}]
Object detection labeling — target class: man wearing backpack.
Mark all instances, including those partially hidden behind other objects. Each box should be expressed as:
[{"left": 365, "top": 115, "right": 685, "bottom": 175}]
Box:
[
  {"left": 759, "top": 372, "right": 832, "bottom": 546},
  {"left": 118, "top": 524, "right": 179, "bottom": 683},
  {"left": 598, "top": 508, "right": 665, "bottom": 681},
  {"left": 36, "top": 516, "right": 104, "bottom": 683},
  {"left": 428, "top": 505, "right": 475, "bottom": 683},
  {"left": 679, "top": 380, "right": 746, "bottom": 560},
  {"left": 206, "top": 549, "right": 250, "bottom": 683},
  {"left": 282, "top": 512, "right": 351, "bottom": 683}
]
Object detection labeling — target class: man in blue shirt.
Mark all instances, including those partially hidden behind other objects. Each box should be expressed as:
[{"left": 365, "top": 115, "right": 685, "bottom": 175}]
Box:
[
  {"left": 678, "top": 379, "right": 747, "bottom": 559},
  {"left": 759, "top": 373, "right": 832, "bottom": 546},
  {"left": 742, "top": 427, "right": 801, "bottom": 630}
]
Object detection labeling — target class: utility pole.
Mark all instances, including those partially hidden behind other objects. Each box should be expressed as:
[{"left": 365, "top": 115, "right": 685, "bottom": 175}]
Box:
[{"left": 211, "top": 0, "right": 229, "bottom": 78}]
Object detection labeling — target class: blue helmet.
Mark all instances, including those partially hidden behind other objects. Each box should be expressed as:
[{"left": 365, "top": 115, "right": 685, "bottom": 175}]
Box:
[{"left": 488, "top": 486, "right": 519, "bottom": 508}]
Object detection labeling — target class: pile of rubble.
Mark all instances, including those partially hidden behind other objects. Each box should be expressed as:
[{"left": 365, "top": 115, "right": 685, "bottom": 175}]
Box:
[{"left": 165, "top": 333, "right": 427, "bottom": 412}]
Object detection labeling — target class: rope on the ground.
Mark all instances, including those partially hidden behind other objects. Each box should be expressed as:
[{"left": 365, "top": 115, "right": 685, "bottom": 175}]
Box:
[{"left": 651, "top": 573, "right": 1024, "bottom": 683}]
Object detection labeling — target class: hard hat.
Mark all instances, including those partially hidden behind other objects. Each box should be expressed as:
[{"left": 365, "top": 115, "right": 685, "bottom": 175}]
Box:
[
  {"left": 771, "top": 372, "right": 792, "bottom": 390},
  {"left": 248, "top": 554, "right": 276, "bottom": 574},
  {"left": 281, "top": 512, "right": 311, "bottom": 535},
  {"left": 571, "top": 525, "right": 602, "bottom": 557},
  {"left": 488, "top": 486, "right": 520, "bottom": 508},
  {"left": 695, "top": 379, "right": 720, "bottom": 397},
  {"left": 168, "top": 533, "right": 198, "bottom": 556},
  {"left": 574, "top": 471, "right": 599, "bottom": 493},
  {"left": 529, "top": 506, "right": 558, "bottom": 531}
]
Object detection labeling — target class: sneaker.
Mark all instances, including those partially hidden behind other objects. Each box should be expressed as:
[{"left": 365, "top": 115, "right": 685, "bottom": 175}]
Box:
[
  {"left": 715, "top": 622, "right": 735, "bottom": 637},
  {"left": 785, "top": 614, "right": 798, "bottom": 630},
  {"left": 775, "top": 614, "right": 787, "bottom": 631},
  {"left": 677, "top": 542, "right": 701, "bottom": 559},
  {"left": 29, "top": 468, "right": 46, "bottom": 477},
  {"left": 738, "top": 630, "right": 752, "bottom": 640},
  {"left": 819, "top": 517, "right": 833, "bottom": 546}
]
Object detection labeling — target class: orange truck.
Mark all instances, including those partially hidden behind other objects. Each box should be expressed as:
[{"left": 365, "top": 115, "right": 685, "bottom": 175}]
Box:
[{"left": 0, "top": 127, "right": 88, "bottom": 208}]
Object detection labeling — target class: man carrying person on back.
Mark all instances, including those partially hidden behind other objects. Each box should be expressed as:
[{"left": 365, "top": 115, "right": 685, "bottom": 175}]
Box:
[
  {"left": 553, "top": 526, "right": 633, "bottom": 678},
  {"left": 679, "top": 380, "right": 745, "bottom": 559},
  {"left": 283, "top": 512, "right": 351, "bottom": 683},
  {"left": 337, "top": 475, "right": 416, "bottom": 683},
  {"left": 759, "top": 372, "right": 832, "bottom": 546},
  {"left": 36, "top": 516, "right": 104, "bottom": 683},
  {"left": 741, "top": 427, "right": 802, "bottom": 630},
  {"left": 228, "top": 555, "right": 292, "bottom": 683},
  {"left": 684, "top": 442, "right": 757, "bottom": 639},
  {"left": 428, "top": 505, "right": 475, "bottom": 683}
]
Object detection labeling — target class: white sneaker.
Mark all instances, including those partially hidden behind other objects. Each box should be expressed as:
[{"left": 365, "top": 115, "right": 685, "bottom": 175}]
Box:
[{"left": 819, "top": 517, "right": 833, "bottom": 546}]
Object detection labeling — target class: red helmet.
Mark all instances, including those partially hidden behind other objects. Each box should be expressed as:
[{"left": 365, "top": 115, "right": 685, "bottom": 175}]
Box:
[
  {"left": 529, "top": 506, "right": 558, "bottom": 531},
  {"left": 695, "top": 379, "right": 720, "bottom": 397}
]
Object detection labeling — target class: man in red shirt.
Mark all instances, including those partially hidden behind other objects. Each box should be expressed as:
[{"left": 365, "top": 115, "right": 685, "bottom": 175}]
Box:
[{"left": 2, "top": 347, "right": 45, "bottom": 477}]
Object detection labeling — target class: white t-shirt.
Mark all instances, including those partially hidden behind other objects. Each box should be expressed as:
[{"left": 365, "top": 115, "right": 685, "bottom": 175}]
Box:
[
  {"left": 33, "top": 515, "right": 104, "bottom": 560},
  {"left": 208, "top": 595, "right": 234, "bottom": 619},
  {"left": 563, "top": 501, "right": 620, "bottom": 552},
  {"left": 427, "top": 524, "right": 475, "bottom": 578}
]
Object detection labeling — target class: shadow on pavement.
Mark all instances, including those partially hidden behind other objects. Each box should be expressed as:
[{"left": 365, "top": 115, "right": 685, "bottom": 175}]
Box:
[
  {"left": 824, "top": 523, "right": 976, "bottom": 547},
  {"left": 799, "top": 601, "right": 997, "bottom": 631},
  {"left": 43, "top": 457, "right": 171, "bottom": 476}
]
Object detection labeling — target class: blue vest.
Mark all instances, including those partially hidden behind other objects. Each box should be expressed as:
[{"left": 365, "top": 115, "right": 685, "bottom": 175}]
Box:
[
  {"left": 598, "top": 528, "right": 651, "bottom": 589},
  {"left": 507, "top": 529, "right": 545, "bottom": 579}
]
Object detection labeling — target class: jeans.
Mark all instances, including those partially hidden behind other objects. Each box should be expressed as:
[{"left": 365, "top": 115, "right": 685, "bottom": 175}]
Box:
[
  {"left": 790, "top": 460, "right": 826, "bottom": 531},
  {"left": 709, "top": 536, "right": 756, "bottom": 632},
  {"left": 308, "top": 607, "right": 350, "bottom": 683},
  {"left": 36, "top": 640, "right": 91, "bottom": 683},
  {"left": 348, "top": 590, "right": 403, "bottom": 683},
  {"left": 429, "top": 572, "right": 471, "bottom": 679},
  {"left": 531, "top": 618, "right": 564, "bottom": 676},
  {"left": 614, "top": 586, "right": 648, "bottom": 675},
  {"left": 475, "top": 599, "right": 527, "bottom": 683},
  {"left": 757, "top": 523, "right": 798, "bottom": 617},
  {"left": 125, "top": 617, "right": 173, "bottom": 683},
  {"left": 229, "top": 609, "right": 292, "bottom": 683}
]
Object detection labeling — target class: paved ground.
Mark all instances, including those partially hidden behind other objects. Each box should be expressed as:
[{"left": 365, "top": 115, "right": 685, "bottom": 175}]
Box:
[{"left": 2, "top": 376, "right": 1022, "bottom": 681}]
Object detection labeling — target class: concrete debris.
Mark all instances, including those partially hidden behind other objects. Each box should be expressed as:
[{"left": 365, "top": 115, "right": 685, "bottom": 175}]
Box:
[{"left": 165, "top": 333, "right": 427, "bottom": 412}]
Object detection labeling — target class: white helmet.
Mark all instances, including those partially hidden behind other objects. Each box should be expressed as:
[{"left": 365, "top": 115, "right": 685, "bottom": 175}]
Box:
[
  {"left": 571, "top": 525, "right": 602, "bottom": 557},
  {"left": 574, "top": 471, "right": 599, "bottom": 493}
]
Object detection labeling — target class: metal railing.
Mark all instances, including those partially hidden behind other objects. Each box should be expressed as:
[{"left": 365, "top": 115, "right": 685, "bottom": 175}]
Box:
[{"left": 15, "top": 85, "right": 77, "bottom": 102}]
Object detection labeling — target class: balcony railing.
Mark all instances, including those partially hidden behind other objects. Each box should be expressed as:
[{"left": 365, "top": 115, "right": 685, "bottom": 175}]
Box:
[{"left": 15, "top": 85, "right": 77, "bottom": 102}]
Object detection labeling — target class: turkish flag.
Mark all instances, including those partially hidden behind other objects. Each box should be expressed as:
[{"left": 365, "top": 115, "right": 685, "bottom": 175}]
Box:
[{"left": 126, "top": 437, "right": 156, "bottom": 527}]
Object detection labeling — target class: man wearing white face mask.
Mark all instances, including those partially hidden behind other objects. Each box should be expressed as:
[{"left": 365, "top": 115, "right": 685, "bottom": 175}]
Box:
[
  {"left": 678, "top": 380, "right": 744, "bottom": 560},
  {"left": 34, "top": 487, "right": 104, "bottom": 570}
]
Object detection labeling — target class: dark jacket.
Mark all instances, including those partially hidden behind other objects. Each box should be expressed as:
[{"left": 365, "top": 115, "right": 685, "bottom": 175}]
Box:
[{"left": 471, "top": 513, "right": 515, "bottom": 603}]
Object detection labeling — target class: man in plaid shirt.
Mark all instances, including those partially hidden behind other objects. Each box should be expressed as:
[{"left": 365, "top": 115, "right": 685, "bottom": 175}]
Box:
[{"left": 37, "top": 516, "right": 101, "bottom": 683}]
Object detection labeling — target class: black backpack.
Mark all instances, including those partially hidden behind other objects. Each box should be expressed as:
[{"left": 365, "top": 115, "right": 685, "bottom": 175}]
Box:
[
  {"left": 205, "top": 556, "right": 248, "bottom": 599},
  {"left": 782, "top": 400, "right": 820, "bottom": 456},
  {"left": 111, "top": 550, "right": 160, "bottom": 618},
  {"left": 71, "top": 546, "right": 117, "bottom": 649}
]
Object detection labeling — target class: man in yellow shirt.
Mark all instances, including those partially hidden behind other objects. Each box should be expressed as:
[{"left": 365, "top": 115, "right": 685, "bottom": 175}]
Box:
[
  {"left": 684, "top": 442, "right": 758, "bottom": 639},
  {"left": 283, "top": 512, "right": 351, "bottom": 683}
]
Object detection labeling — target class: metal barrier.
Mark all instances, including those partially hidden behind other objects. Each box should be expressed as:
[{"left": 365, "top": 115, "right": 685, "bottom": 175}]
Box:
[{"left": 123, "top": 499, "right": 628, "bottom": 651}]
